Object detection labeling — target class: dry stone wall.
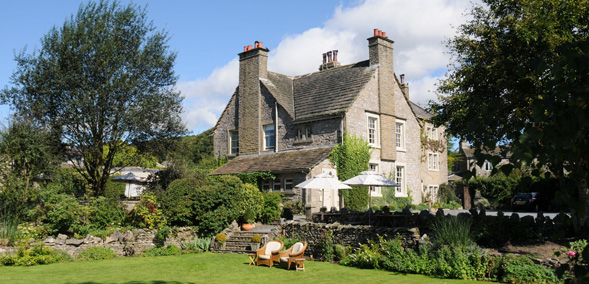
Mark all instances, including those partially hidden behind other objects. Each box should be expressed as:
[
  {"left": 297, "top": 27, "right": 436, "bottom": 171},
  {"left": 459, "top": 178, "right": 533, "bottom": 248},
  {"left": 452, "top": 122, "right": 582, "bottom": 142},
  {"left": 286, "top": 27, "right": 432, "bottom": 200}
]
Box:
[{"left": 2, "top": 227, "right": 197, "bottom": 258}]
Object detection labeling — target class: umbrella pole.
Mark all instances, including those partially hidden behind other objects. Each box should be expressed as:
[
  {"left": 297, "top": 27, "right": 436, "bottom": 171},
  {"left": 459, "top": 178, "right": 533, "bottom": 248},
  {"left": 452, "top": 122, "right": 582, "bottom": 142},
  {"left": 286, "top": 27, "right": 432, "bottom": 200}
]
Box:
[{"left": 369, "top": 188, "right": 372, "bottom": 225}]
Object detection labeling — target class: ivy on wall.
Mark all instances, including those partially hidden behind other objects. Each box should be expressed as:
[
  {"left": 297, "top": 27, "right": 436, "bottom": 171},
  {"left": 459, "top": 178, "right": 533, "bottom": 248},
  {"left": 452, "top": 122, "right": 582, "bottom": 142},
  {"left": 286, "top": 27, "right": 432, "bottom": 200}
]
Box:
[{"left": 329, "top": 133, "right": 372, "bottom": 210}]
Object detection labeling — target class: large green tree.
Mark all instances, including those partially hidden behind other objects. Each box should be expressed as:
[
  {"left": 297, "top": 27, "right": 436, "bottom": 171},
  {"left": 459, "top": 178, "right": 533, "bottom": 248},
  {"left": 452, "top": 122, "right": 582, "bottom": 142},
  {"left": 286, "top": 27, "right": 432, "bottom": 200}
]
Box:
[
  {"left": 1, "top": 0, "right": 186, "bottom": 196},
  {"left": 430, "top": 0, "right": 589, "bottom": 224}
]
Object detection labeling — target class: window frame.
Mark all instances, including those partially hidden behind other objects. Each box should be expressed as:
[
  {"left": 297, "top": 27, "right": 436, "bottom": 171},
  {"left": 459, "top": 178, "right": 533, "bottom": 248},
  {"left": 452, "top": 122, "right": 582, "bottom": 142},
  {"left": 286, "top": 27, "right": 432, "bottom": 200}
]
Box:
[
  {"left": 395, "top": 165, "right": 407, "bottom": 197},
  {"left": 263, "top": 124, "right": 275, "bottom": 150},
  {"left": 428, "top": 152, "right": 440, "bottom": 171},
  {"left": 396, "top": 119, "right": 406, "bottom": 151},
  {"left": 229, "top": 130, "right": 239, "bottom": 155},
  {"left": 366, "top": 113, "right": 380, "bottom": 147}
]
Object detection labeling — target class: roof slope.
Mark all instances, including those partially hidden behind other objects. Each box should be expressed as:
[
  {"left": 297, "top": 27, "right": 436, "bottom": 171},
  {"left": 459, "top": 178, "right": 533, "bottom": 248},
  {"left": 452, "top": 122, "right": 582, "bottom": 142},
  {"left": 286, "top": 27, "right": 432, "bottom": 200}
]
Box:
[
  {"left": 263, "top": 72, "right": 295, "bottom": 117},
  {"left": 210, "top": 146, "right": 333, "bottom": 175},
  {"left": 409, "top": 101, "right": 433, "bottom": 119},
  {"left": 292, "top": 61, "right": 375, "bottom": 121}
]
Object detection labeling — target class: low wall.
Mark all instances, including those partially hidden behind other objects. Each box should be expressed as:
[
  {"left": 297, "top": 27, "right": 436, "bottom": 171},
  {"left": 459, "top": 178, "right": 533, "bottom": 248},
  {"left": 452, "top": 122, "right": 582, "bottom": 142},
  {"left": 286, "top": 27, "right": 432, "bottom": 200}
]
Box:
[
  {"left": 280, "top": 222, "right": 422, "bottom": 257},
  {"left": 1, "top": 227, "right": 197, "bottom": 257}
]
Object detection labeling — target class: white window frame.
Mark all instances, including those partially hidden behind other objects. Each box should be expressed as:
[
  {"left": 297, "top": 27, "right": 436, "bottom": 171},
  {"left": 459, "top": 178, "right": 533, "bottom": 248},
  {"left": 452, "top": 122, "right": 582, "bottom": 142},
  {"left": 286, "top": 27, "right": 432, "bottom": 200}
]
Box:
[
  {"left": 273, "top": 179, "right": 282, "bottom": 192},
  {"left": 229, "top": 130, "right": 239, "bottom": 155},
  {"left": 483, "top": 161, "right": 493, "bottom": 171},
  {"left": 426, "top": 125, "right": 438, "bottom": 140},
  {"left": 395, "top": 165, "right": 407, "bottom": 197},
  {"left": 366, "top": 113, "right": 380, "bottom": 147},
  {"left": 428, "top": 152, "right": 440, "bottom": 171},
  {"left": 428, "top": 185, "right": 439, "bottom": 202},
  {"left": 396, "top": 119, "right": 406, "bottom": 151},
  {"left": 263, "top": 124, "right": 275, "bottom": 150},
  {"left": 369, "top": 163, "right": 381, "bottom": 197}
]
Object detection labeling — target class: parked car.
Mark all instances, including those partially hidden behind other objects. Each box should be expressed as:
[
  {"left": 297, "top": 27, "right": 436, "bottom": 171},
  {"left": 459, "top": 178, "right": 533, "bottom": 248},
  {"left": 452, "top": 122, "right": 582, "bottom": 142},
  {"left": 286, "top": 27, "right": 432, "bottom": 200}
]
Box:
[{"left": 511, "top": 192, "right": 550, "bottom": 212}]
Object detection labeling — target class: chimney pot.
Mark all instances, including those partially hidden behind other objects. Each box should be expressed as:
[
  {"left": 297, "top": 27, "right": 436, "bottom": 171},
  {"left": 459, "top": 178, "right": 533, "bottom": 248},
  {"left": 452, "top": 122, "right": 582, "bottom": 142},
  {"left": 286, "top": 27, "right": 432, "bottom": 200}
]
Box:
[
  {"left": 327, "top": 51, "right": 333, "bottom": 62},
  {"left": 400, "top": 74, "right": 405, "bottom": 84},
  {"left": 382, "top": 31, "right": 386, "bottom": 38},
  {"left": 258, "top": 42, "right": 263, "bottom": 48},
  {"left": 333, "top": 50, "right": 338, "bottom": 61},
  {"left": 322, "top": 53, "right": 327, "bottom": 64},
  {"left": 374, "top": 28, "right": 379, "bottom": 37}
]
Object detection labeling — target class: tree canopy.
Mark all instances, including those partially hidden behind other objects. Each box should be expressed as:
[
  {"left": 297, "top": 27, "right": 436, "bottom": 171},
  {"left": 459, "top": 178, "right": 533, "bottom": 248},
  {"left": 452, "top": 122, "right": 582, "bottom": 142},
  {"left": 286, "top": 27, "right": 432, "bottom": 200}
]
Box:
[
  {"left": 1, "top": 0, "right": 186, "bottom": 196},
  {"left": 430, "top": 0, "right": 589, "bottom": 224}
]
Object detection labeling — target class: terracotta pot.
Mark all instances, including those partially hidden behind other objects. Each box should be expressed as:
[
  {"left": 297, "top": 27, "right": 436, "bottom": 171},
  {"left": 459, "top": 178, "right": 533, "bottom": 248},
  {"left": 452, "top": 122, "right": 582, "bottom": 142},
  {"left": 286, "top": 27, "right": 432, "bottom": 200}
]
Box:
[{"left": 242, "top": 223, "right": 254, "bottom": 231}]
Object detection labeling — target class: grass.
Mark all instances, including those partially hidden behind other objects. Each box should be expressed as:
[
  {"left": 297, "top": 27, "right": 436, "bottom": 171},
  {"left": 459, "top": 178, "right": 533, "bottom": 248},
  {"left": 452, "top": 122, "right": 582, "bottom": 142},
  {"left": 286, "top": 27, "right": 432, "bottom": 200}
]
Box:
[{"left": 0, "top": 252, "right": 483, "bottom": 284}]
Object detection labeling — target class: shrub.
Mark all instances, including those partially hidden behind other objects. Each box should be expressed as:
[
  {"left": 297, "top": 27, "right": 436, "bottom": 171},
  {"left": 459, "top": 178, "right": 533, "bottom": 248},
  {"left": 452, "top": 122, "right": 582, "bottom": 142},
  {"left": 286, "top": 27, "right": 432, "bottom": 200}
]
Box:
[
  {"left": 154, "top": 226, "right": 171, "bottom": 246},
  {"left": 215, "top": 233, "right": 226, "bottom": 243},
  {"left": 181, "top": 237, "right": 212, "bottom": 253},
  {"left": 0, "top": 242, "right": 72, "bottom": 266},
  {"left": 278, "top": 234, "right": 302, "bottom": 249},
  {"left": 429, "top": 216, "right": 474, "bottom": 250},
  {"left": 166, "top": 175, "right": 263, "bottom": 237},
  {"left": 259, "top": 193, "right": 282, "bottom": 224},
  {"left": 318, "top": 229, "right": 335, "bottom": 262},
  {"left": 0, "top": 215, "right": 18, "bottom": 246},
  {"left": 141, "top": 245, "right": 182, "bottom": 257},
  {"left": 134, "top": 193, "right": 166, "bottom": 230},
  {"left": 87, "top": 196, "right": 125, "bottom": 230},
  {"left": 334, "top": 244, "right": 346, "bottom": 261},
  {"left": 251, "top": 235, "right": 262, "bottom": 243},
  {"left": 28, "top": 188, "right": 90, "bottom": 236},
  {"left": 77, "top": 247, "right": 117, "bottom": 261},
  {"left": 282, "top": 208, "right": 294, "bottom": 220},
  {"left": 283, "top": 201, "right": 304, "bottom": 215},
  {"left": 501, "top": 259, "right": 558, "bottom": 284},
  {"left": 474, "top": 197, "right": 490, "bottom": 209}
]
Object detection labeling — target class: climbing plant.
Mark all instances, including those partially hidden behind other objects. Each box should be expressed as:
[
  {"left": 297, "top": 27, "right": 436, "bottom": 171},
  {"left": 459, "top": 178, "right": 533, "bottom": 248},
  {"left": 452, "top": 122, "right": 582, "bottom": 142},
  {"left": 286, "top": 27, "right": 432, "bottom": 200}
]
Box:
[{"left": 329, "top": 133, "right": 372, "bottom": 210}]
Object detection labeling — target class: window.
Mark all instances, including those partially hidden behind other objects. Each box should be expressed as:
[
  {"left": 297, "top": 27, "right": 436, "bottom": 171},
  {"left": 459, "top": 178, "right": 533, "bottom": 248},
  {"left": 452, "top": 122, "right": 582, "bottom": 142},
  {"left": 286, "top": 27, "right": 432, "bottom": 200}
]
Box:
[
  {"left": 426, "top": 126, "right": 438, "bottom": 140},
  {"left": 284, "top": 179, "right": 294, "bottom": 191},
  {"left": 395, "top": 166, "right": 405, "bottom": 196},
  {"left": 262, "top": 180, "right": 271, "bottom": 191},
  {"left": 229, "top": 130, "right": 238, "bottom": 155},
  {"left": 367, "top": 113, "right": 379, "bottom": 146},
  {"left": 428, "top": 153, "right": 439, "bottom": 171},
  {"left": 263, "top": 124, "right": 275, "bottom": 150},
  {"left": 396, "top": 120, "right": 405, "bottom": 150},
  {"left": 483, "top": 161, "right": 493, "bottom": 171},
  {"left": 369, "top": 164, "right": 381, "bottom": 196},
  {"left": 273, "top": 179, "right": 281, "bottom": 192},
  {"left": 297, "top": 127, "right": 312, "bottom": 141},
  {"left": 428, "top": 185, "right": 439, "bottom": 202}
]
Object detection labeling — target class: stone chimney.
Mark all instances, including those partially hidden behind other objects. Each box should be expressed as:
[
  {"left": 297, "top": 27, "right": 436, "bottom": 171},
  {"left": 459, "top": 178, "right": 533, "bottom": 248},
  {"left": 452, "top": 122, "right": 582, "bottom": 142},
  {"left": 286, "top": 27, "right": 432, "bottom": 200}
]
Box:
[
  {"left": 238, "top": 41, "right": 269, "bottom": 155},
  {"left": 400, "top": 74, "right": 409, "bottom": 100},
  {"left": 369, "top": 29, "right": 396, "bottom": 161}
]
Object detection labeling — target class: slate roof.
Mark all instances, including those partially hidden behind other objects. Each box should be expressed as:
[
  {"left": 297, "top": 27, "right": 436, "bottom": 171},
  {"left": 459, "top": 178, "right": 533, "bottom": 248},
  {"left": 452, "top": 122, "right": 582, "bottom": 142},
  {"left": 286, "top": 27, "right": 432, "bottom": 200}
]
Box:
[
  {"left": 291, "top": 61, "right": 375, "bottom": 121},
  {"left": 462, "top": 145, "right": 512, "bottom": 159},
  {"left": 263, "top": 72, "right": 294, "bottom": 117},
  {"left": 210, "top": 146, "right": 334, "bottom": 175},
  {"left": 409, "top": 101, "right": 433, "bottom": 119}
]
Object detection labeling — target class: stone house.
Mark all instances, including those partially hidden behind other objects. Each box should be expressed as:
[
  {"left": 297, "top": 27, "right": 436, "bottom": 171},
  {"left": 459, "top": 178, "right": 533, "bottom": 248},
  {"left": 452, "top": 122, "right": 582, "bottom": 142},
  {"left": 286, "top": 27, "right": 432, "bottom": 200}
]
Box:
[
  {"left": 210, "top": 29, "right": 447, "bottom": 212},
  {"left": 454, "top": 140, "right": 512, "bottom": 178}
]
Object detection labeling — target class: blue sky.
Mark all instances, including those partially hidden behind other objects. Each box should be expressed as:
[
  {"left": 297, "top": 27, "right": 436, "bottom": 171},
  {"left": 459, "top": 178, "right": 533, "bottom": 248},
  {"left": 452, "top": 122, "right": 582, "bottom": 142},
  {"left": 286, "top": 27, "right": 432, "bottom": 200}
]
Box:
[{"left": 0, "top": 0, "right": 478, "bottom": 135}]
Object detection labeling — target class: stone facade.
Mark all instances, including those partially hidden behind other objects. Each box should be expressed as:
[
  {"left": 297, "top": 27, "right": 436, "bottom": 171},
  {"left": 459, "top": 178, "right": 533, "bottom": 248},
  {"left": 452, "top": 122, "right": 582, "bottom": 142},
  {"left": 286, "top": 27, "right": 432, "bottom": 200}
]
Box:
[{"left": 212, "top": 29, "right": 447, "bottom": 207}]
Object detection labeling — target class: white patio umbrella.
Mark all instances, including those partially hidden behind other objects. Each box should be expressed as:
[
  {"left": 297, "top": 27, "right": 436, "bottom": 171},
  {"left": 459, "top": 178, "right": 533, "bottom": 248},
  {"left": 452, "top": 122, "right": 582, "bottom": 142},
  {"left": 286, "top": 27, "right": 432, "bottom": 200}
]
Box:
[
  {"left": 343, "top": 171, "right": 399, "bottom": 223},
  {"left": 112, "top": 172, "right": 147, "bottom": 198},
  {"left": 295, "top": 173, "right": 351, "bottom": 210}
]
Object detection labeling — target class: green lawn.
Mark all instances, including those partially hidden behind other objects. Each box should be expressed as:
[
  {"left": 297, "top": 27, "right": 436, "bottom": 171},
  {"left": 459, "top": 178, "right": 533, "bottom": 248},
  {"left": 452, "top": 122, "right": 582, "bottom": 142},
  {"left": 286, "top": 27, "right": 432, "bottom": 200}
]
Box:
[{"left": 0, "top": 253, "right": 484, "bottom": 284}]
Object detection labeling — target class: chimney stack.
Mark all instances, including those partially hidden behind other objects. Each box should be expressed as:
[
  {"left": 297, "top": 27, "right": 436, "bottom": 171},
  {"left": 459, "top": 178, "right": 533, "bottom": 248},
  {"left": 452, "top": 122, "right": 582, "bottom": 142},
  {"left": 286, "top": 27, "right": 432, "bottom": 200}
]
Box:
[
  {"left": 400, "top": 74, "right": 409, "bottom": 100},
  {"left": 319, "top": 49, "right": 341, "bottom": 70},
  {"left": 238, "top": 41, "right": 269, "bottom": 155}
]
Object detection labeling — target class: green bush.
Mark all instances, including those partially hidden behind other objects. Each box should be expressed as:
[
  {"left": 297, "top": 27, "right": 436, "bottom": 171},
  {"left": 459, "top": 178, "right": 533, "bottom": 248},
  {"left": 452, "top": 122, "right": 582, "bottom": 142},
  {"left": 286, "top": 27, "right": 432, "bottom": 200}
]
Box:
[
  {"left": 334, "top": 244, "right": 346, "bottom": 261},
  {"left": 134, "top": 193, "right": 166, "bottom": 230},
  {"left": 141, "top": 245, "right": 182, "bottom": 257},
  {"left": 282, "top": 208, "right": 294, "bottom": 220},
  {"left": 181, "top": 237, "right": 212, "bottom": 253},
  {"left": 0, "top": 242, "right": 72, "bottom": 266},
  {"left": 283, "top": 201, "right": 304, "bottom": 215},
  {"left": 77, "top": 247, "right": 117, "bottom": 261},
  {"left": 278, "top": 234, "right": 302, "bottom": 249},
  {"left": 501, "top": 259, "right": 558, "bottom": 284},
  {"left": 318, "top": 229, "right": 335, "bottom": 262},
  {"left": 154, "top": 226, "right": 171, "bottom": 246},
  {"left": 215, "top": 233, "right": 226, "bottom": 243},
  {"left": 28, "top": 188, "right": 90, "bottom": 236},
  {"left": 163, "top": 176, "right": 263, "bottom": 237},
  {"left": 259, "top": 193, "right": 281, "bottom": 224},
  {"left": 251, "top": 235, "right": 262, "bottom": 243},
  {"left": 88, "top": 196, "right": 125, "bottom": 230},
  {"left": 429, "top": 216, "right": 475, "bottom": 250}
]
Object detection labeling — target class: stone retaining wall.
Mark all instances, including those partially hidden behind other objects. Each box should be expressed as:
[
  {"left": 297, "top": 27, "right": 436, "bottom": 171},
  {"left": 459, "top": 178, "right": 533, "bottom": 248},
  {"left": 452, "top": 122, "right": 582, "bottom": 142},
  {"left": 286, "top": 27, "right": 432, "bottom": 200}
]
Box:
[
  {"left": 280, "top": 221, "right": 421, "bottom": 257},
  {"left": 1, "top": 227, "right": 197, "bottom": 258}
]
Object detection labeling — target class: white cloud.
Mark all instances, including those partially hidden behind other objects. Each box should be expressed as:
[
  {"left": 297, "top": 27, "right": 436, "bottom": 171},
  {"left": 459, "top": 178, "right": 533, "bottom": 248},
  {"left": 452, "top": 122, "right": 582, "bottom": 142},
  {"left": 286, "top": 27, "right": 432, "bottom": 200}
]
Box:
[{"left": 180, "top": 0, "right": 478, "bottom": 133}]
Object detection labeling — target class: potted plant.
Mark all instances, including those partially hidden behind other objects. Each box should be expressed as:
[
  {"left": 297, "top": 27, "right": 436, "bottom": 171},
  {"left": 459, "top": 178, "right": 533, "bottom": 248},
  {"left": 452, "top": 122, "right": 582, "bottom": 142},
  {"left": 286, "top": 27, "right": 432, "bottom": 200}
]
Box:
[
  {"left": 250, "top": 234, "right": 262, "bottom": 251},
  {"left": 241, "top": 208, "right": 255, "bottom": 231},
  {"left": 215, "top": 233, "right": 226, "bottom": 249}
]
